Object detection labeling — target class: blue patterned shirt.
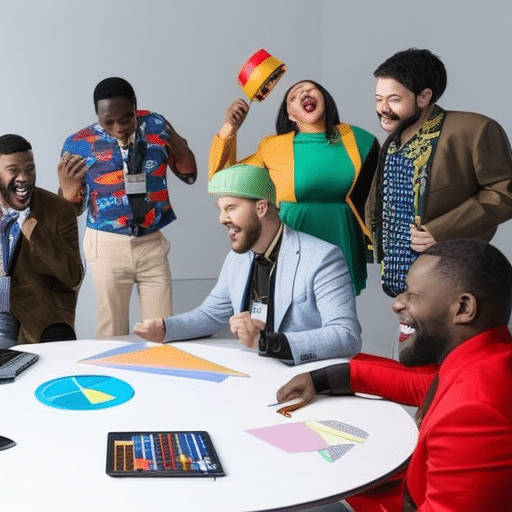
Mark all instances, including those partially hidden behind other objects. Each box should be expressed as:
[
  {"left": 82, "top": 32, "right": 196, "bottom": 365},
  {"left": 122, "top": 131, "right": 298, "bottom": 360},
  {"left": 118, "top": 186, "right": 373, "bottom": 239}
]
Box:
[
  {"left": 62, "top": 110, "right": 176, "bottom": 236},
  {"left": 381, "top": 151, "right": 418, "bottom": 295}
]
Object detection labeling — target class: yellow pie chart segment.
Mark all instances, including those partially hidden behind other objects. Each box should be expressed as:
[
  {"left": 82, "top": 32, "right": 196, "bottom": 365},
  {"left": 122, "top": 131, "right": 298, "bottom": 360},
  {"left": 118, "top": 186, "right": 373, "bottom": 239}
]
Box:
[{"left": 82, "top": 387, "right": 116, "bottom": 404}]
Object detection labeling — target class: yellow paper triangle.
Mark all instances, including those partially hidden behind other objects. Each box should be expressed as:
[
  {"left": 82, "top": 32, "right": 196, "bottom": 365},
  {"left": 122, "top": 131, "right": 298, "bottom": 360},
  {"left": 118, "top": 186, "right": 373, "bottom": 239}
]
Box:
[{"left": 317, "top": 431, "right": 355, "bottom": 446}]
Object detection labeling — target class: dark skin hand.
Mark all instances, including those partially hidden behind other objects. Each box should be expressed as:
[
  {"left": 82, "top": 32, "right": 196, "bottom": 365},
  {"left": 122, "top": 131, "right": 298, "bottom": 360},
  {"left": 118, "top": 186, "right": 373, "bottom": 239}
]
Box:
[
  {"left": 163, "top": 120, "right": 197, "bottom": 182},
  {"left": 218, "top": 98, "right": 250, "bottom": 139},
  {"left": 57, "top": 152, "right": 88, "bottom": 203},
  {"left": 275, "top": 372, "right": 317, "bottom": 417}
]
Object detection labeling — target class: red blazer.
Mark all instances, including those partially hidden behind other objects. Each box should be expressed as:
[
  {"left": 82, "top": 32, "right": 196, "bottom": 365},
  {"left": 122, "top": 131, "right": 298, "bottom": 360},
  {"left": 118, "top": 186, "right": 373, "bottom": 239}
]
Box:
[{"left": 348, "top": 326, "right": 512, "bottom": 511}]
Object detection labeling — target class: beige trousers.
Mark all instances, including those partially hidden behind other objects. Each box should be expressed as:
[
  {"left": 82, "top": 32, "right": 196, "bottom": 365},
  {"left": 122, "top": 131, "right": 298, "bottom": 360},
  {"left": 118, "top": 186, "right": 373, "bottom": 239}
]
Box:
[{"left": 84, "top": 227, "right": 173, "bottom": 338}]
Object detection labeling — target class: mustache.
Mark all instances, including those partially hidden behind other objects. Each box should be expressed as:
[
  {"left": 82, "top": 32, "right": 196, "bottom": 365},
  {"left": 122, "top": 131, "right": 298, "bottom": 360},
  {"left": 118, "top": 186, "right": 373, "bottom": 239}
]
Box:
[
  {"left": 379, "top": 108, "right": 423, "bottom": 140},
  {"left": 377, "top": 111, "right": 400, "bottom": 121}
]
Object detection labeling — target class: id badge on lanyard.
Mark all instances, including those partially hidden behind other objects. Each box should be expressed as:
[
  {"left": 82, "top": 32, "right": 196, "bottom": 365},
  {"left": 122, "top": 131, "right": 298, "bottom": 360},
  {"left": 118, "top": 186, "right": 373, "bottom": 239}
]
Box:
[
  {"left": 120, "top": 143, "right": 147, "bottom": 195},
  {"left": 251, "top": 301, "right": 268, "bottom": 323},
  {"left": 125, "top": 173, "right": 147, "bottom": 195}
]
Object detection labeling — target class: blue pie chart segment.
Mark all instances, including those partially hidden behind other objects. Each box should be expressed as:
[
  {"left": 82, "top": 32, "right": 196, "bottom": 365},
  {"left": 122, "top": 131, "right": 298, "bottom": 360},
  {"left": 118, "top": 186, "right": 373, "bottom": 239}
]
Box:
[{"left": 35, "top": 375, "right": 134, "bottom": 410}]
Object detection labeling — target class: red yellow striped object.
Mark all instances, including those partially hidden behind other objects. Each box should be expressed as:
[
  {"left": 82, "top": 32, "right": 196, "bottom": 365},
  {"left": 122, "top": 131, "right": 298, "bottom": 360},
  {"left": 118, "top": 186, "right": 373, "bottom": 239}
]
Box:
[{"left": 237, "top": 49, "right": 286, "bottom": 102}]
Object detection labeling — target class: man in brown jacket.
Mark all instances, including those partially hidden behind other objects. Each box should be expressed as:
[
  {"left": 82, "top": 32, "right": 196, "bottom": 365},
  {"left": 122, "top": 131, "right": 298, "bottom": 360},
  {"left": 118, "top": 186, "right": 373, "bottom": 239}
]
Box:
[
  {"left": 368, "top": 48, "right": 512, "bottom": 297},
  {"left": 0, "top": 134, "right": 83, "bottom": 345}
]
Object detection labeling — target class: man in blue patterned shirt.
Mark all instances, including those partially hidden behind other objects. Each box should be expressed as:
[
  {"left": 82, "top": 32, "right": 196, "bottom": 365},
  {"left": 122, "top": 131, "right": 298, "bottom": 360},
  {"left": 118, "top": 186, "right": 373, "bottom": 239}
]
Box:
[{"left": 58, "top": 77, "right": 196, "bottom": 337}]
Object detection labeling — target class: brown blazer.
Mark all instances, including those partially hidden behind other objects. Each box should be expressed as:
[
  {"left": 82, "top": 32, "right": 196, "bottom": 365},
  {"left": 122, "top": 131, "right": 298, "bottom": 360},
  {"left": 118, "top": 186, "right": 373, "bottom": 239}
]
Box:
[
  {"left": 9, "top": 187, "right": 84, "bottom": 343},
  {"left": 367, "top": 110, "right": 512, "bottom": 255}
]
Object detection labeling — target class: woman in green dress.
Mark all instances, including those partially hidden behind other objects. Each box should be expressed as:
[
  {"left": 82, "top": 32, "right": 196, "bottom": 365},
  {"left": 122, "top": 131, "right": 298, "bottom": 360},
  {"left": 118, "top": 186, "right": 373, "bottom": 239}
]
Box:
[{"left": 209, "top": 80, "right": 380, "bottom": 295}]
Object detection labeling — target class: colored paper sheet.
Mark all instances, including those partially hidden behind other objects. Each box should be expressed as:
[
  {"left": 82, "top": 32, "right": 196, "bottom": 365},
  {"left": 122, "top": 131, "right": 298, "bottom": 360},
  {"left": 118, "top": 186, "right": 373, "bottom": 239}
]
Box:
[
  {"left": 305, "top": 420, "right": 368, "bottom": 444},
  {"left": 246, "top": 422, "right": 328, "bottom": 453},
  {"left": 318, "top": 445, "right": 355, "bottom": 463},
  {"left": 89, "top": 363, "right": 231, "bottom": 383},
  {"left": 79, "top": 343, "right": 248, "bottom": 382},
  {"left": 246, "top": 420, "right": 369, "bottom": 463},
  {"left": 81, "top": 343, "right": 147, "bottom": 360}
]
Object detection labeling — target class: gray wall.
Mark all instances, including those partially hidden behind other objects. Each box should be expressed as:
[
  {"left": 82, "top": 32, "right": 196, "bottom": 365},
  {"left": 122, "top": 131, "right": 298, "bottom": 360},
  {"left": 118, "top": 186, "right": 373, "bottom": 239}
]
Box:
[{"left": 1, "top": 0, "right": 511, "bottom": 349}]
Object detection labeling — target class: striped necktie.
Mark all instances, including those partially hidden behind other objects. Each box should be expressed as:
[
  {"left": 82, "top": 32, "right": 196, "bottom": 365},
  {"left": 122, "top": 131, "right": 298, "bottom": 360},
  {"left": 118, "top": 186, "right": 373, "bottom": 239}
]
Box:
[{"left": 0, "top": 212, "right": 20, "bottom": 274}]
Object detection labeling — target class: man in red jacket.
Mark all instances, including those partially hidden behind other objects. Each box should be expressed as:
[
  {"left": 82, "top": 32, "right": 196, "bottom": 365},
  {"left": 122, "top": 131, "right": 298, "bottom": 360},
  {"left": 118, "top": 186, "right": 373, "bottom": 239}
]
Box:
[{"left": 277, "top": 238, "right": 512, "bottom": 511}]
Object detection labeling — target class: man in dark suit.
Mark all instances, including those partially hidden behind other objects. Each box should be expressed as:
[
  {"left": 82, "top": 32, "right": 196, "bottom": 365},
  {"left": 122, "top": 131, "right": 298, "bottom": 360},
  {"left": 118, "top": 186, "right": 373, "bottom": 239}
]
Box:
[{"left": 0, "top": 134, "right": 83, "bottom": 344}]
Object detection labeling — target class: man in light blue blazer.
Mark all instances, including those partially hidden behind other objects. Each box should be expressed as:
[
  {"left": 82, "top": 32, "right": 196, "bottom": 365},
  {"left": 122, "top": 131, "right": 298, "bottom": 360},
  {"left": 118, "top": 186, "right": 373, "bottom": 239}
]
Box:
[{"left": 135, "top": 164, "right": 361, "bottom": 365}]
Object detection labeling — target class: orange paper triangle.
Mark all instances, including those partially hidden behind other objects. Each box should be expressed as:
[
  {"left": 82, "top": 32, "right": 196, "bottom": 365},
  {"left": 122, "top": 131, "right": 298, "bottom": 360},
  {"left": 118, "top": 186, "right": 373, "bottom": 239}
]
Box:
[{"left": 84, "top": 344, "right": 247, "bottom": 377}]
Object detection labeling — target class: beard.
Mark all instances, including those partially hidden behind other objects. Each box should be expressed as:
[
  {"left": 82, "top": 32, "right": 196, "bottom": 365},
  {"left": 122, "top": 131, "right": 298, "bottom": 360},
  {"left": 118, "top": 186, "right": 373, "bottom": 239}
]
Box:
[
  {"left": 392, "top": 107, "right": 423, "bottom": 145},
  {"left": 396, "top": 107, "right": 422, "bottom": 134},
  {"left": 399, "top": 313, "right": 449, "bottom": 367},
  {"left": 231, "top": 217, "right": 262, "bottom": 254}
]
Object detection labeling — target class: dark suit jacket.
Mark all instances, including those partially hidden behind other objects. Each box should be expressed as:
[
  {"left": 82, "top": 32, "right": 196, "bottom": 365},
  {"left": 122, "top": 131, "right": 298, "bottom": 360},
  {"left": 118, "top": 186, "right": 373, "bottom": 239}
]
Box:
[{"left": 10, "top": 187, "right": 83, "bottom": 343}]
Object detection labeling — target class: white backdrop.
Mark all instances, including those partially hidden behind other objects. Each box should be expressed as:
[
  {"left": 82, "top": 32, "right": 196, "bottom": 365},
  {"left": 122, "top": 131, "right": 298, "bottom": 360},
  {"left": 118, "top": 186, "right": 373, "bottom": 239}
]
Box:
[{"left": 1, "top": 0, "right": 511, "bottom": 342}]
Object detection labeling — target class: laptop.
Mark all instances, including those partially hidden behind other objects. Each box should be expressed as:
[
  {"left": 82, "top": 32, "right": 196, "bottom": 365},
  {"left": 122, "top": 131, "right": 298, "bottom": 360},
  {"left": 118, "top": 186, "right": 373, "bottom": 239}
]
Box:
[{"left": 0, "top": 348, "right": 39, "bottom": 383}]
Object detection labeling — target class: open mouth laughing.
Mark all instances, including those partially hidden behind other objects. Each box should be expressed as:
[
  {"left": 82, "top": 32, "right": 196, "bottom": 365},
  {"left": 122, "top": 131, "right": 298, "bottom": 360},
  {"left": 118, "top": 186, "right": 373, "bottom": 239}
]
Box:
[
  {"left": 227, "top": 225, "right": 240, "bottom": 241},
  {"left": 15, "top": 186, "right": 32, "bottom": 203},
  {"left": 301, "top": 97, "right": 317, "bottom": 113},
  {"left": 5, "top": 183, "right": 35, "bottom": 209},
  {"left": 399, "top": 322, "right": 416, "bottom": 343}
]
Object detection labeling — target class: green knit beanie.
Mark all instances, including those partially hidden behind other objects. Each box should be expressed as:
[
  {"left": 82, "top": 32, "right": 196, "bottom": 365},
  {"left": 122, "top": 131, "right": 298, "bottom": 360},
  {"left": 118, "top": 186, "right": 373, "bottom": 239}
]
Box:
[{"left": 208, "top": 164, "right": 276, "bottom": 204}]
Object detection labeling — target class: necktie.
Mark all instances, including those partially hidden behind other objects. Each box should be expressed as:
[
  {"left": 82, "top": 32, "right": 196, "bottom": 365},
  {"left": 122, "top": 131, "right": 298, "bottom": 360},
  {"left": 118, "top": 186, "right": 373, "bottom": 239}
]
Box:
[
  {"left": 0, "top": 212, "right": 20, "bottom": 274},
  {"left": 0, "top": 212, "right": 19, "bottom": 313}
]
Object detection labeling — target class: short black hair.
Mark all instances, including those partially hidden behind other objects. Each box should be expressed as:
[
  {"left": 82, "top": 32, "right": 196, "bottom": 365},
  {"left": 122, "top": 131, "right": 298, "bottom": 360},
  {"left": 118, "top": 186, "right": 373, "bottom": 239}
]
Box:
[
  {"left": 93, "top": 77, "right": 137, "bottom": 112},
  {"left": 374, "top": 48, "right": 447, "bottom": 104},
  {"left": 275, "top": 80, "right": 341, "bottom": 141},
  {"left": 0, "top": 134, "right": 32, "bottom": 155},
  {"left": 423, "top": 239, "right": 512, "bottom": 322}
]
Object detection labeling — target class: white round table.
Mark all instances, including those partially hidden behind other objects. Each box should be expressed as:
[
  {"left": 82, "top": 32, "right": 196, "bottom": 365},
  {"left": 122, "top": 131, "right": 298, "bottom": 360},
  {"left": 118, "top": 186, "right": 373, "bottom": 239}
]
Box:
[{"left": 0, "top": 339, "right": 418, "bottom": 511}]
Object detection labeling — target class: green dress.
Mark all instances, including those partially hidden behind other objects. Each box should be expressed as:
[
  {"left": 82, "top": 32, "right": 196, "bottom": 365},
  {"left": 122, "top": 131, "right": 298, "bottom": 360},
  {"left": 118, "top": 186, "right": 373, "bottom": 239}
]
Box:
[{"left": 279, "top": 132, "right": 367, "bottom": 295}]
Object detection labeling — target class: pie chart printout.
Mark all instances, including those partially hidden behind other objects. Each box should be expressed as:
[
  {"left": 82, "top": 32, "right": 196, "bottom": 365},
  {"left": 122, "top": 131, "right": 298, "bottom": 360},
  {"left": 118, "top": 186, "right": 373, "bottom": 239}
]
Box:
[{"left": 34, "top": 375, "right": 135, "bottom": 410}]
